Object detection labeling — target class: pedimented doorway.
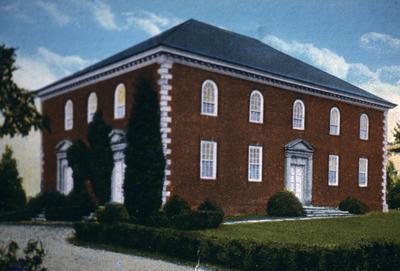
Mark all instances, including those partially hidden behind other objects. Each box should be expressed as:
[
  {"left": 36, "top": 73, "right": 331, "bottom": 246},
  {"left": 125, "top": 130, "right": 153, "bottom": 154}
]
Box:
[{"left": 284, "top": 139, "right": 314, "bottom": 205}]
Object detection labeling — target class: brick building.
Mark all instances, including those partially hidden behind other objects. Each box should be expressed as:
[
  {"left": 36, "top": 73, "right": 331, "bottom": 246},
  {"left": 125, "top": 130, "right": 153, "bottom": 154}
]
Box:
[{"left": 37, "top": 19, "right": 395, "bottom": 215}]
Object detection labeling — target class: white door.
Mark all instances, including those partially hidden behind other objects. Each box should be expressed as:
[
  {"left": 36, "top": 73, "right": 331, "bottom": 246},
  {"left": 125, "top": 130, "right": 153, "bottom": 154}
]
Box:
[{"left": 289, "top": 165, "right": 305, "bottom": 203}]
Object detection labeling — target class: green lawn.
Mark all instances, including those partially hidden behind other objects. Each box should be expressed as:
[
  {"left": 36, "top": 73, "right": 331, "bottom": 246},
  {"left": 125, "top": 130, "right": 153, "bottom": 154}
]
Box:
[{"left": 201, "top": 211, "right": 400, "bottom": 247}]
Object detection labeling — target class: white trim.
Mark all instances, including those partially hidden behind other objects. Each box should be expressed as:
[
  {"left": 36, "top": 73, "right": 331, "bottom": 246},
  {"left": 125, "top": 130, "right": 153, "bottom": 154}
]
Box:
[
  {"left": 114, "top": 83, "right": 126, "bottom": 119},
  {"left": 201, "top": 79, "right": 218, "bottom": 117},
  {"left": 382, "top": 110, "right": 389, "bottom": 212},
  {"left": 292, "top": 99, "right": 305, "bottom": 130},
  {"left": 360, "top": 113, "right": 369, "bottom": 140},
  {"left": 158, "top": 57, "right": 174, "bottom": 205},
  {"left": 329, "top": 107, "right": 340, "bottom": 135},
  {"left": 248, "top": 145, "right": 263, "bottom": 182},
  {"left": 37, "top": 46, "right": 394, "bottom": 110},
  {"left": 358, "top": 157, "right": 368, "bottom": 187},
  {"left": 249, "top": 90, "right": 264, "bottom": 124},
  {"left": 200, "top": 140, "right": 217, "bottom": 180},
  {"left": 328, "top": 154, "right": 339, "bottom": 186}
]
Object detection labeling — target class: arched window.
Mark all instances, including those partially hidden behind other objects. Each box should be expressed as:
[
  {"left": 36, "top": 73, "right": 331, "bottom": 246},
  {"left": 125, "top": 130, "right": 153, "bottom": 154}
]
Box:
[
  {"left": 329, "top": 107, "right": 340, "bottom": 135},
  {"left": 249, "top": 90, "right": 264, "bottom": 123},
  {"left": 360, "top": 113, "right": 369, "bottom": 140},
  {"left": 292, "top": 99, "right": 305, "bottom": 130},
  {"left": 87, "top": 92, "right": 98, "bottom": 123},
  {"left": 201, "top": 80, "right": 218, "bottom": 116},
  {"left": 114, "top": 83, "right": 126, "bottom": 119},
  {"left": 64, "top": 100, "right": 73, "bottom": 130}
]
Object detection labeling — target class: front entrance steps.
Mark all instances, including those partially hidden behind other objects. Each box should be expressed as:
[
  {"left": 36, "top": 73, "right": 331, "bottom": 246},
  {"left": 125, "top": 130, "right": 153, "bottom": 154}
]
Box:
[{"left": 303, "top": 206, "right": 351, "bottom": 218}]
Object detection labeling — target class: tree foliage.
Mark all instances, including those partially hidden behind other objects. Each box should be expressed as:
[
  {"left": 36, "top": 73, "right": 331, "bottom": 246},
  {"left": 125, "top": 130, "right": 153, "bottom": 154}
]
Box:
[
  {"left": 0, "top": 146, "right": 27, "bottom": 212},
  {"left": 87, "top": 110, "right": 114, "bottom": 204},
  {"left": 387, "top": 160, "right": 398, "bottom": 190},
  {"left": 124, "top": 77, "right": 165, "bottom": 219},
  {"left": 67, "top": 140, "right": 90, "bottom": 193},
  {"left": 393, "top": 122, "right": 400, "bottom": 145},
  {"left": 0, "top": 45, "right": 47, "bottom": 137}
]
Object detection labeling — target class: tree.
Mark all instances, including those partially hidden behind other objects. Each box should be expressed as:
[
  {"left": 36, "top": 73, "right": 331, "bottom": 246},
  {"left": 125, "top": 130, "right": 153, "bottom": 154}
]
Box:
[
  {"left": 0, "top": 146, "right": 27, "bottom": 212},
  {"left": 124, "top": 77, "right": 165, "bottom": 219},
  {"left": 0, "top": 45, "right": 47, "bottom": 137},
  {"left": 393, "top": 122, "right": 400, "bottom": 145},
  {"left": 67, "top": 140, "right": 90, "bottom": 192},
  {"left": 387, "top": 160, "right": 398, "bottom": 190},
  {"left": 87, "top": 110, "right": 114, "bottom": 204}
]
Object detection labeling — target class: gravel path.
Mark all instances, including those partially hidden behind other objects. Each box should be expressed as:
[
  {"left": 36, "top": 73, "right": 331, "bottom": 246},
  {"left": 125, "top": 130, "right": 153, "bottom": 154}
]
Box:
[{"left": 0, "top": 225, "right": 196, "bottom": 271}]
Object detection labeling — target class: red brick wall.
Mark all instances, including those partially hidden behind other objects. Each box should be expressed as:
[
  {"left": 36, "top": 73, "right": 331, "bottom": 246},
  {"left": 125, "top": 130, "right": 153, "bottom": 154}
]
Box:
[
  {"left": 168, "top": 63, "right": 384, "bottom": 215},
  {"left": 41, "top": 65, "right": 158, "bottom": 191}
]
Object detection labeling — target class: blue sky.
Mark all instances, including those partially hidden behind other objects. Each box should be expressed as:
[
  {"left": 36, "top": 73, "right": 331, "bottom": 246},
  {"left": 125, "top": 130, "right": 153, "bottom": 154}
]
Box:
[{"left": 1, "top": 0, "right": 400, "bottom": 138}]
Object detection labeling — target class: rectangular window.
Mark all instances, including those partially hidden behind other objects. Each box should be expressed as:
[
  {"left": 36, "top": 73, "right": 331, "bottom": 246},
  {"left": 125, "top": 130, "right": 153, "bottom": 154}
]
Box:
[
  {"left": 248, "top": 145, "right": 263, "bottom": 182},
  {"left": 200, "top": 140, "right": 217, "bottom": 179},
  {"left": 359, "top": 158, "right": 368, "bottom": 187},
  {"left": 328, "top": 155, "right": 339, "bottom": 186}
]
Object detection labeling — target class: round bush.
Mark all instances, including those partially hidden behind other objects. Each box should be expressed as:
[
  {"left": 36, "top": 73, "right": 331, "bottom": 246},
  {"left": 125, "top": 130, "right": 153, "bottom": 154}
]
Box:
[
  {"left": 163, "top": 195, "right": 191, "bottom": 218},
  {"left": 96, "top": 203, "right": 129, "bottom": 224},
  {"left": 339, "top": 197, "right": 368, "bottom": 214},
  {"left": 266, "top": 191, "right": 304, "bottom": 217},
  {"left": 198, "top": 200, "right": 224, "bottom": 217},
  {"left": 387, "top": 183, "right": 400, "bottom": 209}
]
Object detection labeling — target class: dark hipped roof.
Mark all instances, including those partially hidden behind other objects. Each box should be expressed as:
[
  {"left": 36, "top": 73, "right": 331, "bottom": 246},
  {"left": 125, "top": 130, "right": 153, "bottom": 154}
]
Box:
[{"left": 38, "top": 19, "right": 395, "bottom": 107}]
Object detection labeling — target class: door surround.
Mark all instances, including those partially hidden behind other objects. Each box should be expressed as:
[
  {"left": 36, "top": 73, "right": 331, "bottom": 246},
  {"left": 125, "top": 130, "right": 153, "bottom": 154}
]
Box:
[{"left": 284, "top": 139, "right": 314, "bottom": 205}]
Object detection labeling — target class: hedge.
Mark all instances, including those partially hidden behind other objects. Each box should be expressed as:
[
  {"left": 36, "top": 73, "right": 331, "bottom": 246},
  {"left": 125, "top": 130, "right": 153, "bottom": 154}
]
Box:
[{"left": 74, "top": 222, "right": 400, "bottom": 271}]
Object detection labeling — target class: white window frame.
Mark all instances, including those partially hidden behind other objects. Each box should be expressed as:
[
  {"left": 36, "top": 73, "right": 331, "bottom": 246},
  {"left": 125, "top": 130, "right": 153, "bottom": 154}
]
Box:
[
  {"left": 328, "top": 155, "right": 339, "bottom": 186},
  {"left": 248, "top": 145, "right": 263, "bottom": 182},
  {"left": 358, "top": 158, "right": 368, "bottom": 187},
  {"left": 114, "top": 83, "right": 126, "bottom": 119},
  {"left": 292, "top": 99, "right": 305, "bottom": 130},
  {"left": 64, "top": 100, "right": 73, "bottom": 131},
  {"left": 201, "top": 80, "right": 218, "bottom": 117},
  {"left": 360, "top": 113, "right": 369, "bottom": 140},
  {"left": 87, "top": 92, "right": 98, "bottom": 123},
  {"left": 200, "top": 140, "right": 217, "bottom": 180},
  {"left": 329, "top": 107, "right": 340, "bottom": 135},
  {"left": 249, "top": 90, "right": 264, "bottom": 124}
]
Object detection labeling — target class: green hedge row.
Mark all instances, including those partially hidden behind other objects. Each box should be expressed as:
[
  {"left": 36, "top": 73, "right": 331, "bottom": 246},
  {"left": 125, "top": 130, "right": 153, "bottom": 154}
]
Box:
[{"left": 74, "top": 222, "right": 400, "bottom": 271}]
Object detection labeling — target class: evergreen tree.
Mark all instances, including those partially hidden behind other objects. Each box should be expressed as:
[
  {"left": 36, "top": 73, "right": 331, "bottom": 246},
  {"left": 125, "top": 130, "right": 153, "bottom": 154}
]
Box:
[
  {"left": 124, "top": 77, "right": 165, "bottom": 219},
  {"left": 387, "top": 160, "right": 398, "bottom": 191},
  {"left": 0, "top": 146, "right": 27, "bottom": 212},
  {"left": 87, "top": 110, "right": 114, "bottom": 204},
  {"left": 67, "top": 140, "right": 90, "bottom": 192}
]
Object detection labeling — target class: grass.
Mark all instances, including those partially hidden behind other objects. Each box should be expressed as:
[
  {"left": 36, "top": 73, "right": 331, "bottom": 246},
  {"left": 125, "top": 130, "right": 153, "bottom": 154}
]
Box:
[{"left": 201, "top": 211, "right": 400, "bottom": 247}]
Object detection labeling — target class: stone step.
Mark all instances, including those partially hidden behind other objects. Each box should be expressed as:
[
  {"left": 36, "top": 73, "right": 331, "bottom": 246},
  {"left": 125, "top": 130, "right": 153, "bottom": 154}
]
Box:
[{"left": 303, "top": 206, "right": 350, "bottom": 218}]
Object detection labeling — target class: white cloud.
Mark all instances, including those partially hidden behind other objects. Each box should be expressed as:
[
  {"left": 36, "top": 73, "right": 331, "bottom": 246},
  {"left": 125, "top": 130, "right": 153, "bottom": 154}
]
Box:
[
  {"left": 13, "top": 48, "right": 94, "bottom": 91},
  {"left": 86, "top": 1, "right": 181, "bottom": 35},
  {"left": 263, "top": 35, "right": 350, "bottom": 79},
  {"left": 36, "top": 1, "right": 71, "bottom": 26},
  {"left": 263, "top": 35, "right": 400, "bottom": 142},
  {"left": 91, "top": 0, "right": 119, "bottom": 31},
  {"left": 360, "top": 32, "right": 400, "bottom": 50},
  {"left": 124, "top": 11, "right": 182, "bottom": 36}
]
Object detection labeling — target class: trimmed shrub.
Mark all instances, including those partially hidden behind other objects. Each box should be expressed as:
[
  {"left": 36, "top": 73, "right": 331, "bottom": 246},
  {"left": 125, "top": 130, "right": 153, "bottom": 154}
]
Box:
[
  {"left": 0, "top": 146, "right": 27, "bottom": 213},
  {"left": 339, "top": 196, "right": 368, "bottom": 214},
  {"left": 198, "top": 200, "right": 224, "bottom": 217},
  {"left": 26, "top": 191, "right": 68, "bottom": 218},
  {"left": 74, "top": 222, "right": 400, "bottom": 271},
  {"left": 96, "top": 203, "right": 129, "bottom": 224},
  {"left": 66, "top": 189, "right": 98, "bottom": 220},
  {"left": 163, "top": 195, "right": 191, "bottom": 218},
  {"left": 266, "top": 191, "right": 304, "bottom": 217},
  {"left": 387, "top": 183, "right": 400, "bottom": 209},
  {"left": 171, "top": 210, "right": 224, "bottom": 230}
]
